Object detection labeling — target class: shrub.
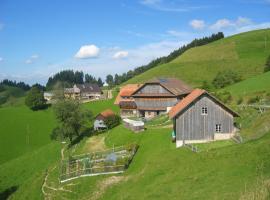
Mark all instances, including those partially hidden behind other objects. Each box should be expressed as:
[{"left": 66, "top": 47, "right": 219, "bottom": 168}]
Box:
[
  {"left": 237, "top": 97, "right": 244, "bottom": 105},
  {"left": 201, "top": 81, "right": 213, "bottom": 91},
  {"left": 212, "top": 70, "right": 242, "bottom": 88},
  {"left": 25, "top": 86, "right": 46, "bottom": 110},
  {"left": 104, "top": 115, "right": 121, "bottom": 129},
  {"left": 0, "top": 84, "right": 5, "bottom": 92},
  {"left": 0, "top": 94, "right": 9, "bottom": 105},
  {"left": 215, "top": 91, "right": 233, "bottom": 104},
  {"left": 247, "top": 96, "right": 261, "bottom": 104}
]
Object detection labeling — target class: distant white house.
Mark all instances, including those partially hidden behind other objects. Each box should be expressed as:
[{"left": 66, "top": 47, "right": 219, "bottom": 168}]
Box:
[{"left": 44, "top": 92, "right": 54, "bottom": 101}]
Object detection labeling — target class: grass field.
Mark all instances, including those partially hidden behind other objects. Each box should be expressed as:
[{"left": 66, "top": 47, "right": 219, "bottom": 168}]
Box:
[
  {"left": 0, "top": 94, "right": 119, "bottom": 198},
  {"left": 124, "top": 29, "right": 270, "bottom": 87},
  {"left": 223, "top": 71, "right": 270, "bottom": 97},
  {"left": 0, "top": 106, "right": 56, "bottom": 164},
  {"left": 18, "top": 124, "right": 270, "bottom": 199}
]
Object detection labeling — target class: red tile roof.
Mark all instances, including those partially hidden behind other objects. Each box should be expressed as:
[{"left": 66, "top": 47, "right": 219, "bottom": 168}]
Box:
[
  {"left": 169, "top": 89, "right": 239, "bottom": 119},
  {"left": 99, "top": 109, "right": 115, "bottom": 118},
  {"left": 114, "top": 84, "right": 142, "bottom": 105}
]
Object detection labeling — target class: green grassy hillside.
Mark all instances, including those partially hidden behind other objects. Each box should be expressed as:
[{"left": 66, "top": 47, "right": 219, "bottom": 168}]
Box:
[
  {"left": 125, "top": 29, "right": 270, "bottom": 87},
  {"left": 223, "top": 71, "right": 270, "bottom": 97},
  {"left": 0, "top": 85, "right": 26, "bottom": 107},
  {"left": 0, "top": 106, "right": 56, "bottom": 164}
]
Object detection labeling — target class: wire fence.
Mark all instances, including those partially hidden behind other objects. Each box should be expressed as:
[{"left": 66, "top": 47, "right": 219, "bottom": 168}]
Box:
[{"left": 60, "top": 144, "right": 138, "bottom": 183}]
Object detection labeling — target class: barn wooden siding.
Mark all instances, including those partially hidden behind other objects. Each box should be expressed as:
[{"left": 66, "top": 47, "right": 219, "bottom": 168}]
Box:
[
  {"left": 175, "top": 94, "right": 234, "bottom": 141},
  {"left": 135, "top": 98, "right": 178, "bottom": 110},
  {"left": 136, "top": 84, "right": 172, "bottom": 95}
]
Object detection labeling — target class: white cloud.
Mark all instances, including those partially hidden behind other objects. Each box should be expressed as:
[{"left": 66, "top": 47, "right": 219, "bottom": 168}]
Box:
[
  {"left": 25, "top": 54, "right": 39, "bottom": 64},
  {"left": 189, "top": 19, "right": 206, "bottom": 30},
  {"left": 210, "top": 19, "right": 233, "bottom": 30},
  {"left": 113, "top": 51, "right": 129, "bottom": 59},
  {"left": 75, "top": 45, "right": 100, "bottom": 59},
  {"left": 210, "top": 17, "right": 252, "bottom": 30}
]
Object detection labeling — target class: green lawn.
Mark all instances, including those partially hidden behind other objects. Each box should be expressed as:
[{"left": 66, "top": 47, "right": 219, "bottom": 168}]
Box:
[
  {"left": 223, "top": 71, "right": 270, "bottom": 97},
  {"left": 124, "top": 29, "right": 270, "bottom": 87},
  {"left": 0, "top": 106, "right": 56, "bottom": 164},
  {"left": 20, "top": 124, "right": 270, "bottom": 200}
]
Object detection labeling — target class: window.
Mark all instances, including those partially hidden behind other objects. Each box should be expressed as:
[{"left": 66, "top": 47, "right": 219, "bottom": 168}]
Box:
[
  {"left": 202, "top": 107, "right": 208, "bottom": 115},
  {"left": 215, "top": 124, "right": 222, "bottom": 133}
]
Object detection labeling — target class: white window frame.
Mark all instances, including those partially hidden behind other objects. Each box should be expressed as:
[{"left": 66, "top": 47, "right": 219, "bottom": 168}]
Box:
[
  {"left": 201, "top": 107, "right": 208, "bottom": 115},
  {"left": 215, "top": 124, "right": 222, "bottom": 133}
]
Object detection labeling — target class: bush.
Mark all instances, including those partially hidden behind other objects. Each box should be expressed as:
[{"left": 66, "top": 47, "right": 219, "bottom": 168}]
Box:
[
  {"left": 104, "top": 115, "right": 121, "bottom": 129},
  {"left": 25, "top": 86, "right": 46, "bottom": 110},
  {"left": 247, "top": 96, "right": 261, "bottom": 104},
  {"left": 237, "top": 97, "right": 244, "bottom": 105},
  {"left": 0, "top": 84, "right": 5, "bottom": 92},
  {"left": 212, "top": 70, "right": 242, "bottom": 88},
  {"left": 215, "top": 91, "right": 233, "bottom": 104},
  {"left": 201, "top": 81, "right": 213, "bottom": 91},
  {"left": 0, "top": 94, "right": 9, "bottom": 105}
]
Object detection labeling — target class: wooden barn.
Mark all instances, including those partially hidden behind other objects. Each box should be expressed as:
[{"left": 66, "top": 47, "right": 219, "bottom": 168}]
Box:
[
  {"left": 65, "top": 83, "right": 102, "bottom": 100},
  {"left": 131, "top": 78, "right": 192, "bottom": 119},
  {"left": 94, "top": 109, "right": 115, "bottom": 131},
  {"left": 169, "top": 89, "right": 239, "bottom": 147}
]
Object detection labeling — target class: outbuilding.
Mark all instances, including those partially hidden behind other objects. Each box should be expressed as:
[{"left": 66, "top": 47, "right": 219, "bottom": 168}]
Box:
[
  {"left": 169, "top": 89, "right": 239, "bottom": 147},
  {"left": 94, "top": 109, "right": 115, "bottom": 131}
]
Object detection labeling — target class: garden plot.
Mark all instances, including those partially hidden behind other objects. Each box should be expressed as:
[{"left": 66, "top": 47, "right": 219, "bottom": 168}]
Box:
[{"left": 60, "top": 144, "right": 138, "bottom": 183}]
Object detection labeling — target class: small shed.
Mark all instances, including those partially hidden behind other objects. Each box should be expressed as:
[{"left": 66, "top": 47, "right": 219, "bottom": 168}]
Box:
[
  {"left": 94, "top": 109, "right": 115, "bottom": 131},
  {"left": 169, "top": 89, "right": 239, "bottom": 147},
  {"left": 123, "top": 118, "right": 144, "bottom": 132}
]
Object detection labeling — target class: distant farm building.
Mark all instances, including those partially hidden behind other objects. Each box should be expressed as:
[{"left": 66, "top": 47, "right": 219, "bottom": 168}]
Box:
[
  {"left": 94, "top": 109, "right": 115, "bottom": 131},
  {"left": 114, "top": 84, "right": 142, "bottom": 118},
  {"left": 169, "top": 89, "right": 239, "bottom": 147},
  {"left": 64, "top": 83, "right": 102, "bottom": 100}
]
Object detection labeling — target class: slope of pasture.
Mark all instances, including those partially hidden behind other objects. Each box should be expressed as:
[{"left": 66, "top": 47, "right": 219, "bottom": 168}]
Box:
[
  {"left": 0, "top": 142, "right": 61, "bottom": 199},
  {"left": 0, "top": 106, "right": 56, "bottom": 164},
  {"left": 222, "top": 71, "right": 270, "bottom": 97},
  {"left": 23, "top": 124, "right": 270, "bottom": 200},
  {"left": 0, "top": 95, "right": 118, "bottom": 198},
  {"left": 125, "top": 28, "right": 270, "bottom": 87}
]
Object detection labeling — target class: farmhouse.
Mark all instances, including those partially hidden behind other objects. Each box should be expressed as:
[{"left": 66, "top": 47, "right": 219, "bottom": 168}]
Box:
[
  {"left": 169, "top": 89, "right": 239, "bottom": 147},
  {"left": 131, "top": 78, "right": 192, "bottom": 119},
  {"left": 94, "top": 109, "right": 115, "bottom": 131},
  {"left": 114, "top": 84, "right": 142, "bottom": 118},
  {"left": 64, "top": 83, "right": 102, "bottom": 100}
]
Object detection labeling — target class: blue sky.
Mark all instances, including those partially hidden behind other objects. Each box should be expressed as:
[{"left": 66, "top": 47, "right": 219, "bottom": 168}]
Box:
[{"left": 0, "top": 0, "right": 270, "bottom": 84}]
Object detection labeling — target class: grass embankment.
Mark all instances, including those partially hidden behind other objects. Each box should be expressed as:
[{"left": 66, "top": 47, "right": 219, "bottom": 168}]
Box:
[
  {"left": 0, "top": 94, "right": 118, "bottom": 198},
  {"left": 223, "top": 71, "right": 270, "bottom": 98},
  {"left": 27, "top": 124, "right": 270, "bottom": 200},
  {"left": 124, "top": 29, "right": 270, "bottom": 87}
]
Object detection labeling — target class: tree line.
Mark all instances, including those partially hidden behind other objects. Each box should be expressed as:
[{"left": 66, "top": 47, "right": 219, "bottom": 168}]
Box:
[
  {"left": 0, "top": 79, "right": 31, "bottom": 91},
  {"left": 46, "top": 70, "right": 104, "bottom": 90},
  {"left": 105, "top": 32, "right": 225, "bottom": 87}
]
